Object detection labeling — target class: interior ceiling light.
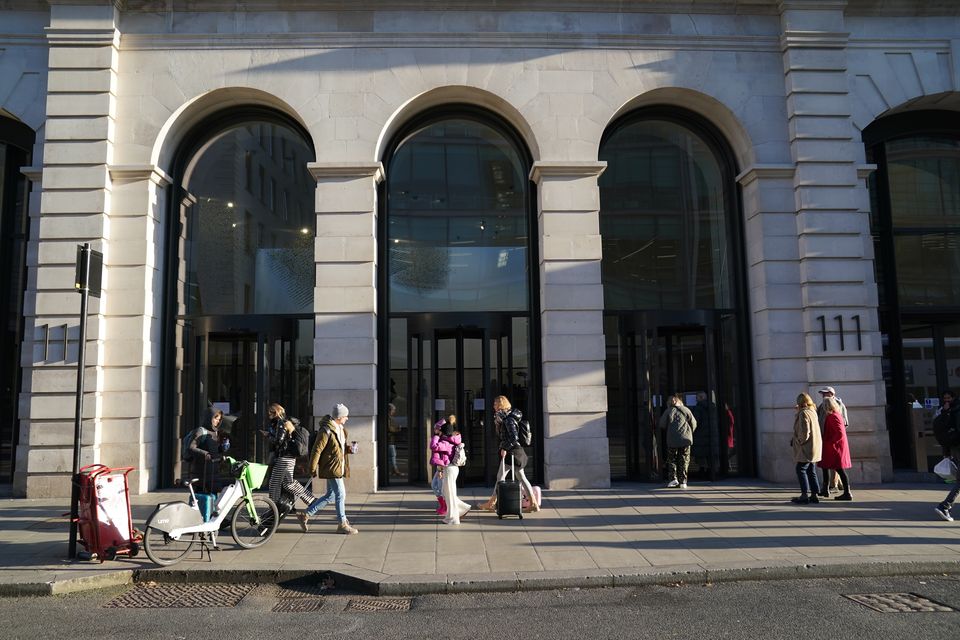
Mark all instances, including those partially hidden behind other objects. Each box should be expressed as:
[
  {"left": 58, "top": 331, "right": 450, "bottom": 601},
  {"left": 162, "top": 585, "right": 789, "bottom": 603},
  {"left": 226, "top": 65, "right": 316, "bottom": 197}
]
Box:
[{"left": 226, "top": 202, "right": 234, "bottom": 208}]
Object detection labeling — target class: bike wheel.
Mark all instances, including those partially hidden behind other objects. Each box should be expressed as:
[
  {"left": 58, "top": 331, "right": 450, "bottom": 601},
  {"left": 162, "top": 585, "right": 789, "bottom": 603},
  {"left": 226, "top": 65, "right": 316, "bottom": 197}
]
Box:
[
  {"left": 143, "top": 518, "right": 196, "bottom": 566},
  {"left": 231, "top": 494, "right": 279, "bottom": 549}
]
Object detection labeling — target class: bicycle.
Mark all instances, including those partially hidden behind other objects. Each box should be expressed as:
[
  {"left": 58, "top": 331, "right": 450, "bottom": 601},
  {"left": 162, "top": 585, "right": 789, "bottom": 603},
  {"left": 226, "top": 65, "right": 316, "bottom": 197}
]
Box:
[{"left": 143, "top": 456, "right": 279, "bottom": 566}]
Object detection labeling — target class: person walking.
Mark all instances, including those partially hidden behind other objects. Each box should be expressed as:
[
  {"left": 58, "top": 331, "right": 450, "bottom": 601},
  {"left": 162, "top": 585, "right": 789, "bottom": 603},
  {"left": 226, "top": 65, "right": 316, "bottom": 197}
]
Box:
[
  {"left": 430, "top": 418, "right": 448, "bottom": 516},
  {"left": 430, "top": 415, "right": 471, "bottom": 525},
  {"left": 658, "top": 394, "right": 697, "bottom": 489},
  {"left": 791, "top": 392, "right": 822, "bottom": 504},
  {"left": 263, "top": 403, "right": 323, "bottom": 529},
  {"left": 934, "top": 394, "right": 960, "bottom": 522},
  {"left": 817, "top": 396, "right": 853, "bottom": 501},
  {"left": 816, "top": 386, "right": 848, "bottom": 496},
  {"left": 302, "top": 403, "right": 359, "bottom": 534},
  {"left": 477, "top": 395, "right": 539, "bottom": 512}
]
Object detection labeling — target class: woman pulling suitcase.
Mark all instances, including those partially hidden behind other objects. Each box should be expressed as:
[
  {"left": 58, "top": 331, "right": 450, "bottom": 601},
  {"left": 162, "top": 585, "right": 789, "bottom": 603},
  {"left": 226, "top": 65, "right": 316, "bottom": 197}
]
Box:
[{"left": 477, "top": 395, "right": 540, "bottom": 513}]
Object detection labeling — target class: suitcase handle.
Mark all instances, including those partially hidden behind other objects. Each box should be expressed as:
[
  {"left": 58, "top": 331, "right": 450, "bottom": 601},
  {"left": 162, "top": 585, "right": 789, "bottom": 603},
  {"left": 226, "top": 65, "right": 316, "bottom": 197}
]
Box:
[{"left": 498, "top": 453, "right": 515, "bottom": 481}]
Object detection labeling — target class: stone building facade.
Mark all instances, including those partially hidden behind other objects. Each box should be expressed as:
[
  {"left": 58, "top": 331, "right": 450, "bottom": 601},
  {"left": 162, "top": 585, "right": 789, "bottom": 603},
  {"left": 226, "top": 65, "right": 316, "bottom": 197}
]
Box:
[{"left": 1, "top": 0, "right": 958, "bottom": 497}]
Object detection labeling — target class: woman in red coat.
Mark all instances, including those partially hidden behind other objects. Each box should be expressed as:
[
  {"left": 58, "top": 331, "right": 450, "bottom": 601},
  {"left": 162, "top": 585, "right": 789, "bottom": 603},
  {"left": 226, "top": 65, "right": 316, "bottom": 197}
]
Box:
[{"left": 817, "top": 396, "right": 853, "bottom": 501}]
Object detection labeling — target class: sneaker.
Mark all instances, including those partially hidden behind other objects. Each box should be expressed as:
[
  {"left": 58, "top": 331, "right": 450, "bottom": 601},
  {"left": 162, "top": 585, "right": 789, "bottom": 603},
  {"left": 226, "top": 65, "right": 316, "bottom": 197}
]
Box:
[
  {"left": 679, "top": 483, "right": 687, "bottom": 489},
  {"left": 337, "top": 522, "right": 359, "bottom": 535},
  {"left": 296, "top": 512, "right": 310, "bottom": 533},
  {"left": 666, "top": 479, "right": 680, "bottom": 488},
  {"left": 834, "top": 493, "right": 852, "bottom": 501},
  {"left": 305, "top": 497, "right": 324, "bottom": 517},
  {"left": 935, "top": 505, "right": 954, "bottom": 522},
  {"left": 808, "top": 494, "right": 819, "bottom": 504},
  {"left": 790, "top": 496, "right": 810, "bottom": 504}
]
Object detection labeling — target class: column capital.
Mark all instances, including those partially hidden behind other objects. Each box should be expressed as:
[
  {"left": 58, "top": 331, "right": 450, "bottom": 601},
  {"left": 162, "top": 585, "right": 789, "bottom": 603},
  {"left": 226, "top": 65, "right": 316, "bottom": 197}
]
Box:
[
  {"left": 20, "top": 166, "right": 43, "bottom": 184},
  {"left": 308, "top": 162, "right": 384, "bottom": 183},
  {"left": 735, "top": 164, "right": 796, "bottom": 187},
  {"left": 529, "top": 161, "right": 607, "bottom": 184},
  {"left": 109, "top": 164, "right": 172, "bottom": 187}
]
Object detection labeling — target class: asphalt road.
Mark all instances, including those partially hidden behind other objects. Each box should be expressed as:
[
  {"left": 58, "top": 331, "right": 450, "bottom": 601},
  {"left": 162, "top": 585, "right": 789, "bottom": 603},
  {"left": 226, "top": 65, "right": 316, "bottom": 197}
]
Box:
[{"left": 2, "top": 574, "right": 958, "bottom": 640}]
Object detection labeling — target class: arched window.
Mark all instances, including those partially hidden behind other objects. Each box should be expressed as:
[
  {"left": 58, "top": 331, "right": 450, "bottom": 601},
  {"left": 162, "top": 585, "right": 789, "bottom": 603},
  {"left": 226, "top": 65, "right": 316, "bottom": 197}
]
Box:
[
  {"left": 599, "top": 108, "right": 751, "bottom": 481},
  {"left": 864, "top": 110, "right": 960, "bottom": 469},
  {"left": 379, "top": 107, "right": 539, "bottom": 486},
  {"left": 161, "top": 112, "right": 316, "bottom": 484}
]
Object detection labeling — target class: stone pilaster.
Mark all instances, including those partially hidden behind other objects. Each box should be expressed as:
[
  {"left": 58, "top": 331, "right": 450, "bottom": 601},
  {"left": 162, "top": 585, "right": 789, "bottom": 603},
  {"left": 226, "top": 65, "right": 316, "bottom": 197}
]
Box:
[
  {"left": 780, "top": 0, "right": 890, "bottom": 482},
  {"left": 530, "top": 160, "right": 609, "bottom": 490},
  {"left": 308, "top": 161, "right": 383, "bottom": 494},
  {"left": 15, "top": 3, "right": 120, "bottom": 497}
]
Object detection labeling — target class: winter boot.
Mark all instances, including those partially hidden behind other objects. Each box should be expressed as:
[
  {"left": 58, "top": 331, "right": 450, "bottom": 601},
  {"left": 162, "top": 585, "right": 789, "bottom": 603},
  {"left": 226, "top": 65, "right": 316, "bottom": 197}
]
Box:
[{"left": 436, "top": 496, "right": 448, "bottom": 516}]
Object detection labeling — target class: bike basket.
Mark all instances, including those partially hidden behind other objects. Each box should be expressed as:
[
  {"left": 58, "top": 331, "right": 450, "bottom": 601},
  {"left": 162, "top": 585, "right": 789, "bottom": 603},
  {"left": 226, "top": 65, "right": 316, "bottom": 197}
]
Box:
[{"left": 243, "top": 462, "right": 270, "bottom": 489}]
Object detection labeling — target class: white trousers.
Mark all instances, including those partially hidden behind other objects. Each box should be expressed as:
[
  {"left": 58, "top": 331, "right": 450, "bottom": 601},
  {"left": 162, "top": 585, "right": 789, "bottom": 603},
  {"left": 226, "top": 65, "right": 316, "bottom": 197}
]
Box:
[{"left": 441, "top": 465, "right": 471, "bottom": 525}]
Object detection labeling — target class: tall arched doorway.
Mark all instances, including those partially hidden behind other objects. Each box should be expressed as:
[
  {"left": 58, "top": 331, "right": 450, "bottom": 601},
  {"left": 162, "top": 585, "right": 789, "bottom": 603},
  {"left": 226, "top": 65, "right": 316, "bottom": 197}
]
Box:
[
  {"left": 160, "top": 109, "right": 316, "bottom": 485},
  {"left": 0, "top": 116, "right": 34, "bottom": 485},
  {"left": 599, "top": 107, "right": 753, "bottom": 482},
  {"left": 864, "top": 110, "right": 960, "bottom": 471},
  {"left": 378, "top": 106, "right": 540, "bottom": 486}
]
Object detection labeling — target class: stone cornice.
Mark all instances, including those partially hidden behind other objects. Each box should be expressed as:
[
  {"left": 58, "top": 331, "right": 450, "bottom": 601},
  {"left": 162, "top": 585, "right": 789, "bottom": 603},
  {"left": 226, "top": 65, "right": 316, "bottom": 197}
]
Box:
[
  {"left": 735, "top": 164, "right": 795, "bottom": 187},
  {"left": 120, "top": 32, "right": 781, "bottom": 52},
  {"left": 781, "top": 30, "right": 850, "bottom": 50},
  {"left": 108, "top": 164, "right": 172, "bottom": 187},
  {"left": 20, "top": 166, "right": 43, "bottom": 184},
  {"left": 308, "top": 161, "right": 384, "bottom": 183},
  {"left": 529, "top": 161, "right": 607, "bottom": 184},
  {"left": 46, "top": 27, "right": 119, "bottom": 47},
  {"left": 779, "top": 1, "right": 847, "bottom": 11}
]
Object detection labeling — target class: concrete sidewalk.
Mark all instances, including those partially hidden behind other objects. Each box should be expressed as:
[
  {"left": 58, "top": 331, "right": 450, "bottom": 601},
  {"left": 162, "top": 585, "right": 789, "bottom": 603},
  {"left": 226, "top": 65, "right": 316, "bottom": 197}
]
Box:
[{"left": 2, "top": 481, "right": 959, "bottom": 596}]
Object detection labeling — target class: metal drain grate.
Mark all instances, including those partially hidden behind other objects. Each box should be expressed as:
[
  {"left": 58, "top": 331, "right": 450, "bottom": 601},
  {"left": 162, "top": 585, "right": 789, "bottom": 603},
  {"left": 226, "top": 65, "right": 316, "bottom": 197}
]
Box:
[
  {"left": 272, "top": 598, "right": 326, "bottom": 612},
  {"left": 274, "top": 584, "right": 333, "bottom": 598},
  {"left": 345, "top": 597, "right": 411, "bottom": 613},
  {"left": 844, "top": 593, "right": 956, "bottom": 613},
  {"left": 103, "top": 584, "right": 254, "bottom": 608}
]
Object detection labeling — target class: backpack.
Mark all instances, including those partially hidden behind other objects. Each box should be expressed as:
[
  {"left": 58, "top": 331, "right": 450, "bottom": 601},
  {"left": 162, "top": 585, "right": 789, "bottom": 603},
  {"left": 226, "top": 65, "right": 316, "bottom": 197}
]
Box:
[
  {"left": 933, "top": 407, "right": 960, "bottom": 448},
  {"left": 518, "top": 419, "right": 533, "bottom": 447},
  {"left": 289, "top": 417, "right": 310, "bottom": 458},
  {"left": 181, "top": 426, "right": 209, "bottom": 462},
  {"left": 451, "top": 442, "right": 467, "bottom": 467}
]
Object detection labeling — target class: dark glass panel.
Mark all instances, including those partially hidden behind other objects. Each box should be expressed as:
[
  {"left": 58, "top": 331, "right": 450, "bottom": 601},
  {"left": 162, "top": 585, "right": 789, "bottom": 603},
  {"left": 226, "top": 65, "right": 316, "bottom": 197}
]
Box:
[
  {"left": 600, "top": 119, "right": 732, "bottom": 311},
  {"left": 892, "top": 232, "right": 960, "bottom": 306},
  {"left": 887, "top": 136, "right": 960, "bottom": 228},
  {"left": 387, "top": 119, "right": 529, "bottom": 312},
  {"left": 183, "top": 124, "right": 315, "bottom": 316}
]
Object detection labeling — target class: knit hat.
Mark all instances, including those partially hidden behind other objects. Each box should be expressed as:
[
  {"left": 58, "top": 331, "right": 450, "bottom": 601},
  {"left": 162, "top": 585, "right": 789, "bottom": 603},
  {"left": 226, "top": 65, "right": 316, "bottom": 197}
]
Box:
[{"left": 332, "top": 403, "right": 349, "bottom": 419}]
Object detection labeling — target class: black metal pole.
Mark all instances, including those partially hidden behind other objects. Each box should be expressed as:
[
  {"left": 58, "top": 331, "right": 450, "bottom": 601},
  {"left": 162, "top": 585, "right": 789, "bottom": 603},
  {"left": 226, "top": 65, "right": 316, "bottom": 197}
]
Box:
[{"left": 68, "top": 244, "right": 91, "bottom": 560}]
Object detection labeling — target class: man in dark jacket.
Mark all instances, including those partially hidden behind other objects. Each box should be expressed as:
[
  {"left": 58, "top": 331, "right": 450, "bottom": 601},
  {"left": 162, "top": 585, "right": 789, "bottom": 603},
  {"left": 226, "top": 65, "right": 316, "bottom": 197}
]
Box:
[
  {"left": 302, "top": 403, "right": 358, "bottom": 534},
  {"left": 658, "top": 394, "right": 697, "bottom": 489}
]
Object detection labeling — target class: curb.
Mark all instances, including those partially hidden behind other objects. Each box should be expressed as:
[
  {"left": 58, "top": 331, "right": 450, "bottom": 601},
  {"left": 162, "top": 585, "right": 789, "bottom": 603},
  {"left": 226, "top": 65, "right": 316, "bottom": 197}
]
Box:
[{"left": 4, "top": 558, "right": 960, "bottom": 598}]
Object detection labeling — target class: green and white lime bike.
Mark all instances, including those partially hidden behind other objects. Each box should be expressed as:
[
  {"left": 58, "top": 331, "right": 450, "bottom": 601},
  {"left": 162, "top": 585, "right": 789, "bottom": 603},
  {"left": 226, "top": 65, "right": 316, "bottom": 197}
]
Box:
[{"left": 143, "top": 456, "right": 279, "bottom": 566}]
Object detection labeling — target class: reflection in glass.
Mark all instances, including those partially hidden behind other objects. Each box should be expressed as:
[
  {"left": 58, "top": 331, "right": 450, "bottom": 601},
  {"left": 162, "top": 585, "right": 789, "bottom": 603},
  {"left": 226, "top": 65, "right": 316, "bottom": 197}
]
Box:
[
  {"left": 183, "top": 124, "right": 315, "bottom": 316},
  {"left": 599, "top": 119, "right": 732, "bottom": 310},
  {"left": 387, "top": 119, "right": 529, "bottom": 312}
]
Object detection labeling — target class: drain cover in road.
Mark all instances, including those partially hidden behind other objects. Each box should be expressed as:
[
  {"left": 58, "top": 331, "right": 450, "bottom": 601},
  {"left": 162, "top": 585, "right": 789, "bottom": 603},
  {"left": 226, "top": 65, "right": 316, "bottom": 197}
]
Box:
[
  {"left": 272, "top": 598, "right": 326, "bottom": 612},
  {"left": 844, "top": 593, "right": 956, "bottom": 613},
  {"left": 103, "top": 583, "right": 254, "bottom": 608},
  {"left": 345, "top": 597, "right": 411, "bottom": 612}
]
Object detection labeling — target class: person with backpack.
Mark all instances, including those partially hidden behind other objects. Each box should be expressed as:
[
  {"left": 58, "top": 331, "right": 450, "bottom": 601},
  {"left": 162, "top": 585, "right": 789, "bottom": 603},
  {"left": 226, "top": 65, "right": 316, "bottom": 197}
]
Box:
[
  {"left": 302, "top": 403, "right": 359, "bottom": 534},
  {"left": 933, "top": 393, "right": 960, "bottom": 522},
  {"left": 476, "top": 395, "right": 539, "bottom": 513},
  {"left": 183, "top": 407, "right": 230, "bottom": 493},
  {"left": 658, "top": 394, "right": 698, "bottom": 489},
  {"left": 263, "top": 403, "right": 323, "bottom": 531},
  {"left": 430, "top": 415, "right": 470, "bottom": 525}
]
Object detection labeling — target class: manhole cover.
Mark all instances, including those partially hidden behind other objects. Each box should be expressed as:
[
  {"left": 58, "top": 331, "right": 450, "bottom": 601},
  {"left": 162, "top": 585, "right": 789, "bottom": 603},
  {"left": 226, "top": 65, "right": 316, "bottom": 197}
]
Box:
[
  {"left": 844, "top": 593, "right": 956, "bottom": 613},
  {"left": 272, "top": 598, "right": 326, "bottom": 612},
  {"left": 274, "top": 584, "right": 333, "bottom": 598},
  {"left": 103, "top": 584, "right": 254, "bottom": 608},
  {"left": 27, "top": 517, "right": 68, "bottom": 531},
  {"left": 345, "top": 597, "right": 411, "bottom": 612}
]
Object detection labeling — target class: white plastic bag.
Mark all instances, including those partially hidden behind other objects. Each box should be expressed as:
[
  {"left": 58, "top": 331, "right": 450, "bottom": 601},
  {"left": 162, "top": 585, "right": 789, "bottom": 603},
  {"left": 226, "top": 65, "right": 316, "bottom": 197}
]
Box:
[{"left": 933, "top": 457, "right": 957, "bottom": 481}]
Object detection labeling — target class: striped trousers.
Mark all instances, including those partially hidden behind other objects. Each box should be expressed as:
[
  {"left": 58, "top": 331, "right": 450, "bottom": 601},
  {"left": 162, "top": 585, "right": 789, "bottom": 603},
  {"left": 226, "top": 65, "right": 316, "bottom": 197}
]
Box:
[{"left": 268, "top": 456, "right": 315, "bottom": 506}]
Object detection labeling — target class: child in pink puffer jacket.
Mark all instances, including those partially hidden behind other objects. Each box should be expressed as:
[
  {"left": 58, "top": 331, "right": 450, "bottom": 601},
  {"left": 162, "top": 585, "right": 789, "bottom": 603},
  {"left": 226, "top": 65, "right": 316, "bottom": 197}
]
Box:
[{"left": 429, "top": 415, "right": 471, "bottom": 524}]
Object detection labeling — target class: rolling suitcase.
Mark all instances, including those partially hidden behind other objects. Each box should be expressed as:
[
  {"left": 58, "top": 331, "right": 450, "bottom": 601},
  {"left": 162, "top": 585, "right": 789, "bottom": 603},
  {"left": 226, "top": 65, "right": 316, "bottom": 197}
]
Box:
[{"left": 496, "top": 455, "right": 523, "bottom": 520}]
